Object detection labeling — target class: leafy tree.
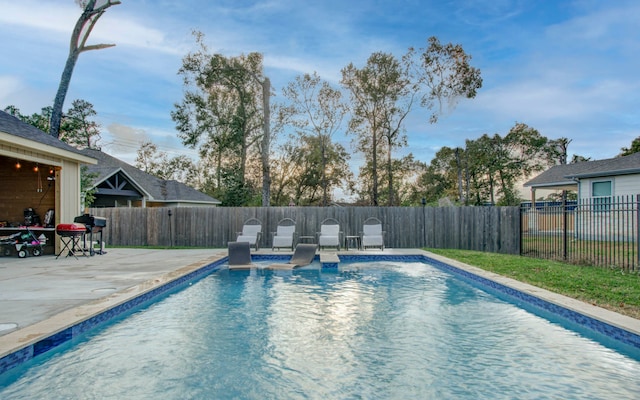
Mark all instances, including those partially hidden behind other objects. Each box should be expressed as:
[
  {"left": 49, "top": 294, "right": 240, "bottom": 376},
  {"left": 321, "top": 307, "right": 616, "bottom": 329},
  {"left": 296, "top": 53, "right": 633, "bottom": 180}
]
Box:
[
  {"left": 620, "top": 136, "right": 640, "bottom": 156},
  {"left": 413, "top": 146, "right": 461, "bottom": 204},
  {"left": 417, "top": 123, "right": 560, "bottom": 206},
  {"left": 282, "top": 73, "right": 350, "bottom": 206},
  {"left": 570, "top": 155, "right": 592, "bottom": 163},
  {"left": 271, "top": 134, "right": 352, "bottom": 205},
  {"left": 376, "top": 154, "right": 425, "bottom": 206},
  {"left": 50, "top": 0, "right": 120, "bottom": 138},
  {"left": 341, "top": 37, "right": 482, "bottom": 206},
  {"left": 341, "top": 52, "right": 411, "bottom": 206},
  {"left": 172, "top": 32, "right": 269, "bottom": 205},
  {"left": 134, "top": 140, "right": 198, "bottom": 185},
  {"left": 4, "top": 105, "right": 52, "bottom": 133},
  {"left": 6, "top": 102, "right": 101, "bottom": 149},
  {"left": 135, "top": 141, "right": 166, "bottom": 177},
  {"left": 63, "top": 99, "right": 101, "bottom": 149},
  {"left": 80, "top": 165, "right": 98, "bottom": 208}
]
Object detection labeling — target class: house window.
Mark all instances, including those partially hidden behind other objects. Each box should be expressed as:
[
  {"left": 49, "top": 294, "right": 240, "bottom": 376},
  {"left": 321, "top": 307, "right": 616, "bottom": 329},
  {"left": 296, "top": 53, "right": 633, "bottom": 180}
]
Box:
[{"left": 592, "top": 181, "right": 611, "bottom": 211}]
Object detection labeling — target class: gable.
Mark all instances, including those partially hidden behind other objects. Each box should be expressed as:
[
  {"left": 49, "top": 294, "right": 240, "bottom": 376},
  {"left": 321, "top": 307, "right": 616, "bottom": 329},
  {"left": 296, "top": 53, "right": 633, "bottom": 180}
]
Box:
[{"left": 94, "top": 170, "right": 145, "bottom": 198}]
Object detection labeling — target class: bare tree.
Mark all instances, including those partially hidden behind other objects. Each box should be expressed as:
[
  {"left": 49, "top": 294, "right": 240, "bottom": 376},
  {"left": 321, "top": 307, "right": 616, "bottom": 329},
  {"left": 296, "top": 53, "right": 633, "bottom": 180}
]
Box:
[{"left": 50, "top": 0, "right": 121, "bottom": 138}]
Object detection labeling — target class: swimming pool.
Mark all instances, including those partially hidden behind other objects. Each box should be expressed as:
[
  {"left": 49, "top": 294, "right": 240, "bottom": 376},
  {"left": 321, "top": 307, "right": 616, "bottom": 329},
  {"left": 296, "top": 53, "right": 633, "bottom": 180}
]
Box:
[{"left": 1, "top": 257, "right": 639, "bottom": 399}]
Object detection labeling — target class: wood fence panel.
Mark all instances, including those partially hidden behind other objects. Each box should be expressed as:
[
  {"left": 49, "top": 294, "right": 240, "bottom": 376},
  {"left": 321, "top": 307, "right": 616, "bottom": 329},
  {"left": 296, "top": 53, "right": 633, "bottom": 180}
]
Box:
[{"left": 89, "top": 206, "right": 520, "bottom": 254}]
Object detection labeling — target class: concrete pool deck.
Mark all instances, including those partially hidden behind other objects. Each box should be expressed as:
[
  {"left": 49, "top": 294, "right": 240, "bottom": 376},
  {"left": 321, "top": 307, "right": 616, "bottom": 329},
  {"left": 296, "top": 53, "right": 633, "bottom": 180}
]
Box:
[{"left": 1, "top": 247, "right": 640, "bottom": 362}]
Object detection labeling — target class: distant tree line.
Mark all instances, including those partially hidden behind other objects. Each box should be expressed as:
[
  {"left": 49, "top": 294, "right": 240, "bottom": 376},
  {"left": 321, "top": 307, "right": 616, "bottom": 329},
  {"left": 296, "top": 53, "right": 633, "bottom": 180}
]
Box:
[{"left": 169, "top": 32, "right": 481, "bottom": 206}]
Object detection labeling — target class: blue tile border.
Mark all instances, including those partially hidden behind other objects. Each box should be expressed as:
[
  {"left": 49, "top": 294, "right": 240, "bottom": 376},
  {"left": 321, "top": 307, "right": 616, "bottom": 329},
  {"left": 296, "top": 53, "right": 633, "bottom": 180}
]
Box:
[
  {"left": 2, "top": 253, "right": 639, "bottom": 378},
  {"left": 422, "top": 255, "right": 640, "bottom": 352},
  {"left": 0, "top": 257, "right": 227, "bottom": 376}
]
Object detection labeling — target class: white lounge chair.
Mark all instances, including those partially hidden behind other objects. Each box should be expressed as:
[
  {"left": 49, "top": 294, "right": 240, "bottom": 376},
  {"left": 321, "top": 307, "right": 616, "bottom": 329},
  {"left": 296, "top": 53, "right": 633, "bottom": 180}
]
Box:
[
  {"left": 317, "top": 218, "right": 342, "bottom": 250},
  {"left": 361, "top": 217, "right": 384, "bottom": 250},
  {"left": 272, "top": 218, "right": 296, "bottom": 251},
  {"left": 236, "top": 218, "right": 262, "bottom": 251}
]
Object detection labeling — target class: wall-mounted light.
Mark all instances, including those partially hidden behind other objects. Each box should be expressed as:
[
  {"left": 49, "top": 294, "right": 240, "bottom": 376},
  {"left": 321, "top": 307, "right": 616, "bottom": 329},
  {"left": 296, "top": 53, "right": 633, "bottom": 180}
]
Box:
[
  {"left": 33, "top": 164, "right": 39, "bottom": 172},
  {"left": 15, "top": 160, "right": 21, "bottom": 169}
]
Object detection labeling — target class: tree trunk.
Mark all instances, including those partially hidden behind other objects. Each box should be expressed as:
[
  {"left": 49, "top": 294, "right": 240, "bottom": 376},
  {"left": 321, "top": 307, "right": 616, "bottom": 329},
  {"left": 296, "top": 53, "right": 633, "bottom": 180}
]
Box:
[
  {"left": 261, "top": 78, "right": 271, "bottom": 206},
  {"left": 372, "top": 129, "right": 378, "bottom": 206},
  {"left": 321, "top": 135, "right": 328, "bottom": 206},
  {"left": 50, "top": 50, "right": 80, "bottom": 138},
  {"left": 387, "top": 138, "right": 393, "bottom": 206},
  {"left": 49, "top": 1, "right": 119, "bottom": 138},
  {"left": 456, "top": 148, "right": 463, "bottom": 203}
]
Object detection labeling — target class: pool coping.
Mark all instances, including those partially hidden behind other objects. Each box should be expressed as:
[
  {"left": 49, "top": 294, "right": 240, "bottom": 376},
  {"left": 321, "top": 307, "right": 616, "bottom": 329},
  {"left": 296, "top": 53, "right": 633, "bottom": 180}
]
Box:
[{"left": 1, "top": 249, "right": 640, "bottom": 376}]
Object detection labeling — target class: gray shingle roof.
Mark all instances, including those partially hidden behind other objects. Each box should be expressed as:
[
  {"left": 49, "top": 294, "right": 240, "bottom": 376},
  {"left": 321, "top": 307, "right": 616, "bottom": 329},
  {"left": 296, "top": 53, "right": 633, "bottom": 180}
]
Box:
[
  {"left": 79, "top": 148, "right": 221, "bottom": 204},
  {"left": 0, "top": 110, "right": 92, "bottom": 159},
  {"left": 524, "top": 152, "right": 640, "bottom": 188}
]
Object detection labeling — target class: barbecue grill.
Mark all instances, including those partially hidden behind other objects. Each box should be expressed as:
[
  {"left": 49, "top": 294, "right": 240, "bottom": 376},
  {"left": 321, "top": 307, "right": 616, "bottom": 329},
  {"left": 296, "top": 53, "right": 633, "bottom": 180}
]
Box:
[
  {"left": 74, "top": 214, "right": 107, "bottom": 255},
  {"left": 55, "top": 223, "right": 88, "bottom": 259}
]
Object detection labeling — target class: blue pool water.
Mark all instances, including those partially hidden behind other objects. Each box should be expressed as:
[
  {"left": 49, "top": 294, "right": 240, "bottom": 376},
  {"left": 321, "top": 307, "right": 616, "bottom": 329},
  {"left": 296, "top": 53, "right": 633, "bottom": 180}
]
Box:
[{"left": 1, "top": 260, "right": 640, "bottom": 399}]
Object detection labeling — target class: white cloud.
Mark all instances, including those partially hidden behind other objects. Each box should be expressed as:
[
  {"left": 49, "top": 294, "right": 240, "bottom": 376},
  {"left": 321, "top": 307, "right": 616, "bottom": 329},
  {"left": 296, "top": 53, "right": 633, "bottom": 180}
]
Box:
[{"left": 0, "top": 1, "right": 78, "bottom": 35}]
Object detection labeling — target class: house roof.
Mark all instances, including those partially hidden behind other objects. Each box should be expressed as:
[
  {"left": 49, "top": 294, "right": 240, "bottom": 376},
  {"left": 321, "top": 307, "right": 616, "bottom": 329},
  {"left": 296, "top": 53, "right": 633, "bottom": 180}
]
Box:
[
  {"left": 0, "top": 110, "right": 96, "bottom": 164},
  {"left": 80, "top": 148, "right": 221, "bottom": 205},
  {"left": 524, "top": 152, "right": 640, "bottom": 189}
]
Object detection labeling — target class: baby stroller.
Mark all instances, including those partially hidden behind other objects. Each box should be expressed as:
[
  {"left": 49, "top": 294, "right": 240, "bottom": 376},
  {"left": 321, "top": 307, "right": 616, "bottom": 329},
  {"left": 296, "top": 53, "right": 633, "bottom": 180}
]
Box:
[{"left": 0, "top": 228, "right": 44, "bottom": 258}]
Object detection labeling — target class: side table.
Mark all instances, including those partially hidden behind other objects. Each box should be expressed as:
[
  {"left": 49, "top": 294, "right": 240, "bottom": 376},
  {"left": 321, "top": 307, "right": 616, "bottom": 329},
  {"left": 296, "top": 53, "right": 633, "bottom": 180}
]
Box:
[
  {"left": 298, "top": 235, "right": 316, "bottom": 244},
  {"left": 344, "top": 235, "right": 360, "bottom": 250}
]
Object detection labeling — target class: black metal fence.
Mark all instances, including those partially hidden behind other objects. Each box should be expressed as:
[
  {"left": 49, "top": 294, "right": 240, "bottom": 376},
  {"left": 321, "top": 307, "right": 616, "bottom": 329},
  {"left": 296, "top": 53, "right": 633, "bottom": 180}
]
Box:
[{"left": 520, "top": 195, "right": 640, "bottom": 271}]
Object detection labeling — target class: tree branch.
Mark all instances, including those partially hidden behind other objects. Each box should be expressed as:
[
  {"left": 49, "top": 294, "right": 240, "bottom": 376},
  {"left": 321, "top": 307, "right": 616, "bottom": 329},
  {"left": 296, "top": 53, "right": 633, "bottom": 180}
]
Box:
[{"left": 81, "top": 43, "right": 116, "bottom": 52}]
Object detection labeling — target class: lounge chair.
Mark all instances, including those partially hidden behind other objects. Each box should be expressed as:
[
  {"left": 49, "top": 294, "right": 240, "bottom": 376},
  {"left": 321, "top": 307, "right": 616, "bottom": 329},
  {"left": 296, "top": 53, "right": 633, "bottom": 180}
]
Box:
[
  {"left": 317, "top": 218, "right": 342, "bottom": 250},
  {"left": 227, "top": 241, "right": 255, "bottom": 270},
  {"left": 361, "top": 217, "right": 384, "bottom": 250},
  {"left": 266, "top": 243, "right": 318, "bottom": 270},
  {"left": 271, "top": 218, "right": 296, "bottom": 251},
  {"left": 236, "top": 218, "right": 262, "bottom": 251}
]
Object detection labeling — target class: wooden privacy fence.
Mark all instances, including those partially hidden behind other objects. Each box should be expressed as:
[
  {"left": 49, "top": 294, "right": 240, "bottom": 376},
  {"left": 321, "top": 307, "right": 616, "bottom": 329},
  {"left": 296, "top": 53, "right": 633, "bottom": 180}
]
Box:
[{"left": 89, "top": 206, "right": 520, "bottom": 254}]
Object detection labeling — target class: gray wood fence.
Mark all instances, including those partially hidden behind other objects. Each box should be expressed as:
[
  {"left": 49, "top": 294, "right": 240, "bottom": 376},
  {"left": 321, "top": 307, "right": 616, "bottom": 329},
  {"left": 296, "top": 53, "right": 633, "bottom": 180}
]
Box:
[{"left": 88, "top": 206, "right": 520, "bottom": 254}]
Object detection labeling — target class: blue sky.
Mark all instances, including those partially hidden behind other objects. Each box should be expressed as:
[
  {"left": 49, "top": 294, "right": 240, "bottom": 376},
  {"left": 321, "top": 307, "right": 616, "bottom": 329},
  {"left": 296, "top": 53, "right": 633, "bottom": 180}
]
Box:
[{"left": 1, "top": 0, "right": 639, "bottom": 175}]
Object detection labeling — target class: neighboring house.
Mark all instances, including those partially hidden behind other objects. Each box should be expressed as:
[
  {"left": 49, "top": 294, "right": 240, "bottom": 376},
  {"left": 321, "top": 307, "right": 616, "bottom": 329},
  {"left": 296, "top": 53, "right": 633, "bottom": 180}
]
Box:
[
  {"left": 0, "top": 110, "right": 97, "bottom": 254},
  {"left": 523, "top": 152, "right": 640, "bottom": 202},
  {"left": 523, "top": 152, "right": 640, "bottom": 239},
  {"left": 80, "top": 148, "right": 221, "bottom": 208}
]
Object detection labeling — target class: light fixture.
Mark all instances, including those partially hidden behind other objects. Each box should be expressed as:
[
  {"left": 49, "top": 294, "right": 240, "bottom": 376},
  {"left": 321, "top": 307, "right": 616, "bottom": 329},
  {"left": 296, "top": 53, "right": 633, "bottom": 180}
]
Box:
[
  {"left": 34, "top": 164, "right": 39, "bottom": 172},
  {"left": 15, "top": 160, "right": 21, "bottom": 169}
]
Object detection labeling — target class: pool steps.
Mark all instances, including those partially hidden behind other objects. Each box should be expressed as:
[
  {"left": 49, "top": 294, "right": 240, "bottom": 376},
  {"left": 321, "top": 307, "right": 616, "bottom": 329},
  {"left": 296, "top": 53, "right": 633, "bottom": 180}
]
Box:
[{"left": 319, "top": 252, "right": 339, "bottom": 268}]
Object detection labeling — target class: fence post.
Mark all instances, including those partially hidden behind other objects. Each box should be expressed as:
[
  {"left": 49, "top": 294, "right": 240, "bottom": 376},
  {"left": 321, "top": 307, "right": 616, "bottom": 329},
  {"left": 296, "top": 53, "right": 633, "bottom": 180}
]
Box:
[
  {"left": 636, "top": 195, "right": 640, "bottom": 271},
  {"left": 519, "top": 205, "right": 524, "bottom": 256},
  {"left": 562, "top": 192, "right": 568, "bottom": 260}
]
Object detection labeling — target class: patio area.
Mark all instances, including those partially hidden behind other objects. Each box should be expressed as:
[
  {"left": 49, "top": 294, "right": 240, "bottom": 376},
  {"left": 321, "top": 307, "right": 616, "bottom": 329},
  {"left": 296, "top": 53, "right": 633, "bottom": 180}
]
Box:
[{"left": 0, "top": 248, "right": 226, "bottom": 337}]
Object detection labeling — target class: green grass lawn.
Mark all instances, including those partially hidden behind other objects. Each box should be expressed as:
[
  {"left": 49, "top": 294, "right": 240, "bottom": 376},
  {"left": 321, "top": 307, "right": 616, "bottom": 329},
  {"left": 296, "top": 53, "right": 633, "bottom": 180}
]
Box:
[{"left": 427, "top": 248, "right": 640, "bottom": 320}]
